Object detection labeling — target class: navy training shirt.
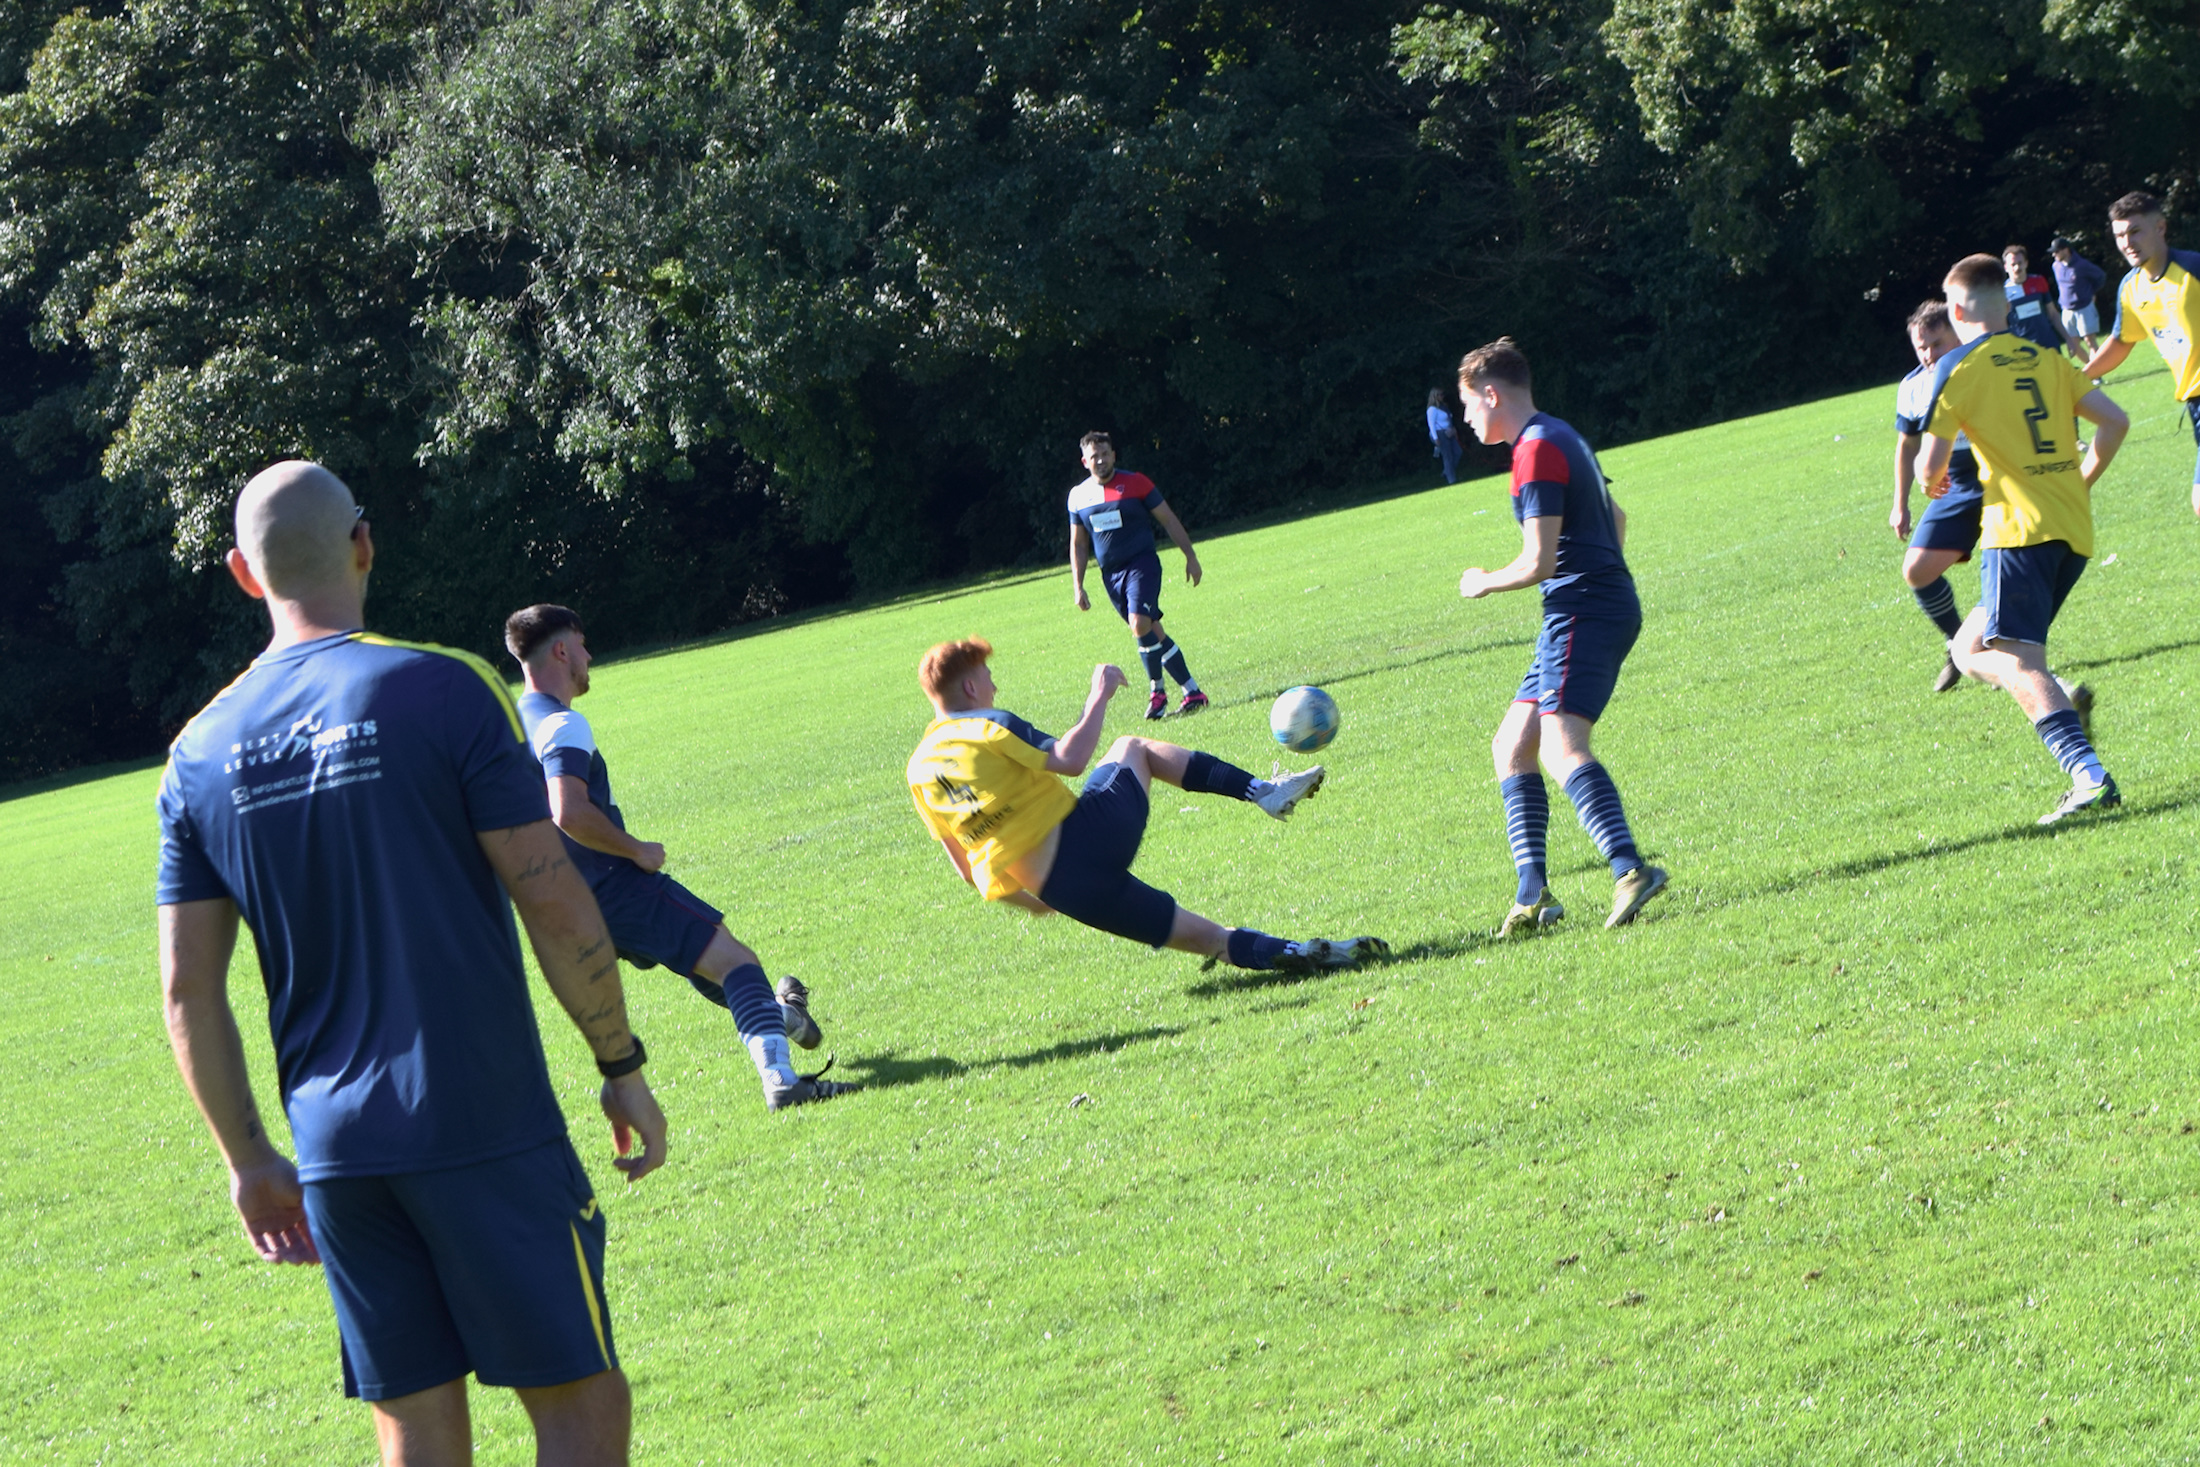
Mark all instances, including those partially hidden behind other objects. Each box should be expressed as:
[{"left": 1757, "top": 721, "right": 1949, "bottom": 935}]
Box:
[
  {"left": 1895, "top": 362, "right": 1980, "bottom": 489},
  {"left": 1068, "top": 470, "right": 1166, "bottom": 572},
  {"left": 2004, "top": 276, "right": 2063, "bottom": 350},
  {"left": 156, "top": 632, "right": 566, "bottom": 1181},
  {"left": 1509, "top": 414, "right": 1638, "bottom": 616},
  {"left": 517, "top": 691, "right": 629, "bottom": 885}
]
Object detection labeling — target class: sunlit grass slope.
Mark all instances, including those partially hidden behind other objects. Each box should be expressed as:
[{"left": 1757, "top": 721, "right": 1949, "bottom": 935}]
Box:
[{"left": 7, "top": 359, "right": 2200, "bottom": 1464}]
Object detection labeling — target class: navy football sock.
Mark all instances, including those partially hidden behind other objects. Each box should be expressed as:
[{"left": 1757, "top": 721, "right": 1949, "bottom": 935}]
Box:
[
  {"left": 1914, "top": 577, "right": 1963, "bottom": 639},
  {"left": 1158, "top": 638, "right": 1198, "bottom": 692},
  {"left": 2034, "top": 708, "right": 2107, "bottom": 785},
  {"left": 1183, "top": 751, "right": 1256, "bottom": 801},
  {"left": 1225, "top": 928, "right": 1292, "bottom": 970},
  {"left": 1562, "top": 762, "right": 1642, "bottom": 878},
  {"left": 1136, "top": 633, "right": 1166, "bottom": 688},
  {"left": 720, "top": 962, "right": 784, "bottom": 1040},
  {"left": 1500, "top": 773, "right": 1550, "bottom": 904}
]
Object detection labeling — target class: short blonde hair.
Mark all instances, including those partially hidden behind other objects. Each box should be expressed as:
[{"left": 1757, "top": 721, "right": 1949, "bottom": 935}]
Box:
[{"left": 919, "top": 637, "right": 994, "bottom": 704}]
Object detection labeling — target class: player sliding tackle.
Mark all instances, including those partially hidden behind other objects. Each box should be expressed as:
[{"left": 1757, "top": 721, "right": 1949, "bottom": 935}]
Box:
[
  {"left": 908, "top": 639, "right": 1386, "bottom": 971},
  {"left": 1919, "top": 253, "right": 2130, "bottom": 825},
  {"left": 1454, "top": 338, "right": 1669, "bottom": 935}
]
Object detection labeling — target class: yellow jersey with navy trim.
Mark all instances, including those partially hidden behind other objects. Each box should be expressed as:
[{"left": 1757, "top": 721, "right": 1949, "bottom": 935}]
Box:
[
  {"left": 907, "top": 708, "right": 1077, "bottom": 901},
  {"left": 1925, "top": 332, "right": 2096, "bottom": 556},
  {"left": 2112, "top": 248, "right": 2200, "bottom": 402}
]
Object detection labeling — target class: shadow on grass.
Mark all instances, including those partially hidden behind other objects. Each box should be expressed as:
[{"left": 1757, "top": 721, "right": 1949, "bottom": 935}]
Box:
[
  {"left": 1735, "top": 785, "right": 2200, "bottom": 901},
  {"left": 1185, "top": 929, "right": 1507, "bottom": 998},
  {"left": 840, "top": 1025, "right": 1184, "bottom": 1091},
  {"left": 2058, "top": 638, "right": 2200, "bottom": 675}
]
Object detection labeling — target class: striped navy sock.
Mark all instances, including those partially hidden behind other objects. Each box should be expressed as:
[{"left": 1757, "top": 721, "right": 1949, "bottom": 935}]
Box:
[
  {"left": 721, "top": 962, "right": 784, "bottom": 1040},
  {"left": 1136, "top": 633, "right": 1166, "bottom": 688},
  {"left": 1158, "top": 638, "right": 1198, "bottom": 691},
  {"left": 1183, "top": 750, "right": 1255, "bottom": 801},
  {"left": 2034, "top": 708, "right": 2107, "bottom": 785},
  {"left": 1500, "top": 773, "right": 1549, "bottom": 904},
  {"left": 1225, "top": 928, "right": 1291, "bottom": 970},
  {"left": 1914, "top": 577, "right": 1963, "bottom": 638},
  {"left": 1562, "top": 762, "right": 1642, "bottom": 878}
]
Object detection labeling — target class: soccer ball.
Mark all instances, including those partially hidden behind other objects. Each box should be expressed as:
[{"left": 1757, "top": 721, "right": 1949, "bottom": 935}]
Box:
[{"left": 1269, "top": 686, "right": 1340, "bottom": 753}]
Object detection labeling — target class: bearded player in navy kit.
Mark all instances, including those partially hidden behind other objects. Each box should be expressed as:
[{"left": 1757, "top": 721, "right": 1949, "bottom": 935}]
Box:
[
  {"left": 1069, "top": 432, "right": 1211, "bottom": 719},
  {"left": 158, "top": 462, "right": 664, "bottom": 1464},
  {"left": 1455, "top": 340, "right": 1669, "bottom": 935},
  {"left": 507, "top": 604, "right": 853, "bottom": 1113}
]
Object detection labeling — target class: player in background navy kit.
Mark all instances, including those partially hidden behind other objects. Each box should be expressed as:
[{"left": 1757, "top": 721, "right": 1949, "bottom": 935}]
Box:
[
  {"left": 1069, "top": 432, "right": 1211, "bottom": 719},
  {"left": 158, "top": 462, "right": 663, "bottom": 1464},
  {"left": 1454, "top": 339, "right": 1669, "bottom": 935},
  {"left": 1891, "top": 300, "right": 1985, "bottom": 692},
  {"left": 2003, "top": 244, "right": 2077, "bottom": 355},
  {"left": 507, "top": 604, "right": 854, "bottom": 1112}
]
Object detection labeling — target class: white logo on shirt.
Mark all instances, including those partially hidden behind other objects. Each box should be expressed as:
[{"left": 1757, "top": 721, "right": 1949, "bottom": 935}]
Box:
[{"left": 224, "top": 715, "right": 382, "bottom": 814}]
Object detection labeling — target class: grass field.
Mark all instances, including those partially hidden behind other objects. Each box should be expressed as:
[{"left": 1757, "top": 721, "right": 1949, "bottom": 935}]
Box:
[{"left": 8, "top": 359, "right": 2200, "bottom": 1464}]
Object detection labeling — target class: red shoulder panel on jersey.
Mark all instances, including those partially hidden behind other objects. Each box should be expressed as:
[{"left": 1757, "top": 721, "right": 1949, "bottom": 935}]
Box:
[
  {"left": 1105, "top": 471, "right": 1156, "bottom": 502},
  {"left": 1511, "top": 437, "right": 1571, "bottom": 495}
]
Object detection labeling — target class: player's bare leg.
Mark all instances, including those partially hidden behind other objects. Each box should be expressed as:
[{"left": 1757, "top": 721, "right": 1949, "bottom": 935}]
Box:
[
  {"left": 1904, "top": 546, "right": 1968, "bottom": 690},
  {"left": 372, "top": 1379, "right": 472, "bottom": 1466},
  {"left": 1953, "top": 611, "right": 2118, "bottom": 822},
  {"left": 1098, "top": 734, "right": 1322, "bottom": 819},
  {"left": 514, "top": 1369, "right": 632, "bottom": 1467}
]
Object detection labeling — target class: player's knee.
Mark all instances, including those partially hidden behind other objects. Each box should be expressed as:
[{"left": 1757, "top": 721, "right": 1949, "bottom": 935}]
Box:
[{"left": 1105, "top": 734, "right": 1147, "bottom": 767}]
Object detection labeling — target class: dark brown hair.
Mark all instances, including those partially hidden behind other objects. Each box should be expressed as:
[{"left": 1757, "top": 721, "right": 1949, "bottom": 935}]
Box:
[
  {"left": 1906, "top": 299, "right": 1951, "bottom": 334},
  {"left": 505, "top": 604, "right": 584, "bottom": 663},
  {"left": 2109, "top": 191, "right": 2164, "bottom": 222},
  {"left": 1458, "top": 338, "right": 1531, "bottom": 391}
]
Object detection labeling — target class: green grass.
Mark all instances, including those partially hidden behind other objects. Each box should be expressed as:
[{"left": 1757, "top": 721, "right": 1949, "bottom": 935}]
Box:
[{"left": 8, "top": 359, "right": 2200, "bottom": 1464}]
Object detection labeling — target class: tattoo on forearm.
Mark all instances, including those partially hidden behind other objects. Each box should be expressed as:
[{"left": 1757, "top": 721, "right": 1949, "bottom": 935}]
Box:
[
  {"left": 583, "top": 959, "right": 617, "bottom": 985},
  {"left": 511, "top": 853, "right": 570, "bottom": 884},
  {"left": 577, "top": 936, "right": 606, "bottom": 961}
]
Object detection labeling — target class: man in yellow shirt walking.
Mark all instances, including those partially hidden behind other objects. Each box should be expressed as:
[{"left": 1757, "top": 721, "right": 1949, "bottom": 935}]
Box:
[
  {"left": 2081, "top": 191, "right": 2200, "bottom": 517},
  {"left": 1919, "top": 254, "right": 2131, "bottom": 825}
]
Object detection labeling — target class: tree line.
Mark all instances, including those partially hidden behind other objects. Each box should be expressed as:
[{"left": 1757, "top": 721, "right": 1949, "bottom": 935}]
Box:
[{"left": 2, "top": 0, "right": 2193, "bottom": 781}]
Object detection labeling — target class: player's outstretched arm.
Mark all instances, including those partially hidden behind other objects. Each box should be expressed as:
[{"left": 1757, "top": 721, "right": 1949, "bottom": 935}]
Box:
[
  {"left": 1461, "top": 516, "right": 1560, "bottom": 598},
  {"left": 1070, "top": 525, "right": 1092, "bottom": 610},
  {"left": 2074, "top": 388, "right": 2130, "bottom": 488},
  {"left": 478, "top": 820, "right": 666, "bottom": 1182},
  {"left": 160, "top": 899, "right": 320, "bottom": 1266},
  {"left": 1153, "top": 504, "right": 1202, "bottom": 586},
  {"left": 548, "top": 774, "right": 665, "bottom": 872},
  {"left": 1892, "top": 434, "right": 1920, "bottom": 538},
  {"left": 2081, "top": 338, "right": 2132, "bottom": 379},
  {"left": 1610, "top": 497, "right": 1627, "bottom": 551},
  {"left": 1043, "top": 663, "right": 1128, "bottom": 775}
]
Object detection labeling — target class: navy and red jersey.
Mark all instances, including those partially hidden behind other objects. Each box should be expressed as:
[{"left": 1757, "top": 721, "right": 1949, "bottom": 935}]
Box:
[
  {"left": 1069, "top": 470, "right": 1166, "bottom": 572},
  {"left": 156, "top": 632, "right": 566, "bottom": 1181},
  {"left": 1510, "top": 414, "right": 1636, "bottom": 614},
  {"left": 2005, "top": 274, "right": 2063, "bottom": 350}
]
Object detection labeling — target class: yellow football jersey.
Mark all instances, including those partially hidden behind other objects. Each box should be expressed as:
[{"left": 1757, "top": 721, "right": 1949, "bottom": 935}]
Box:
[
  {"left": 1926, "top": 332, "right": 2096, "bottom": 556},
  {"left": 2114, "top": 249, "right": 2200, "bottom": 402},
  {"left": 907, "top": 709, "right": 1076, "bottom": 901}
]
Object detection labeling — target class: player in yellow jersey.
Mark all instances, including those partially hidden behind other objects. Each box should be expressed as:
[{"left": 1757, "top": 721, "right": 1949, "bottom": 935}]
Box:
[
  {"left": 908, "top": 638, "right": 1386, "bottom": 971},
  {"left": 2080, "top": 191, "right": 2200, "bottom": 517},
  {"left": 1918, "top": 254, "right": 2131, "bottom": 824}
]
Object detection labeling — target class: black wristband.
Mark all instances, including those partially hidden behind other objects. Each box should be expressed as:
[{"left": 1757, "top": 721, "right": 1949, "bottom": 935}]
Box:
[{"left": 596, "top": 1035, "right": 646, "bottom": 1079}]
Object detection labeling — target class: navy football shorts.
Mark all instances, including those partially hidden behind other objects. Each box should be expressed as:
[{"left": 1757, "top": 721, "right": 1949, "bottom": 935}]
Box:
[
  {"left": 1038, "top": 762, "right": 1178, "bottom": 948},
  {"left": 1102, "top": 552, "right": 1165, "bottom": 624},
  {"left": 1910, "top": 481, "right": 1984, "bottom": 556},
  {"left": 1513, "top": 608, "right": 1642, "bottom": 723},
  {"left": 303, "top": 1137, "right": 615, "bottom": 1401},
  {"left": 590, "top": 864, "right": 723, "bottom": 985},
  {"left": 1980, "top": 540, "right": 2087, "bottom": 646},
  {"left": 2186, "top": 398, "right": 2199, "bottom": 484}
]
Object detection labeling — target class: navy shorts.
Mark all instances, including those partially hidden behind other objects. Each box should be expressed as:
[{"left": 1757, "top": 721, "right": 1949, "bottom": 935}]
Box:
[
  {"left": 303, "top": 1137, "right": 615, "bottom": 1401},
  {"left": 592, "top": 864, "right": 723, "bottom": 981},
  {"left": 1980, "top": 540, "right": 2087, "bottom": 646},
  {"left": 1102, "top": 552, "right": 1165, "bottom": 624},
  {"left": 1513, "top": 608, "right": 1642, "bottom": 723},
  {"left": 1037, "top": 762, "right": 1178, "bottom": 948},
  {"left": 1910, "top": 483, "right": 1984, "bottom": 556}
]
